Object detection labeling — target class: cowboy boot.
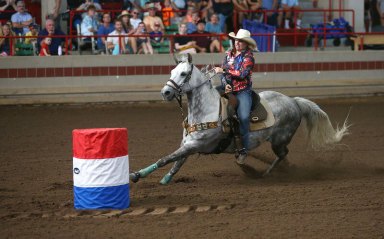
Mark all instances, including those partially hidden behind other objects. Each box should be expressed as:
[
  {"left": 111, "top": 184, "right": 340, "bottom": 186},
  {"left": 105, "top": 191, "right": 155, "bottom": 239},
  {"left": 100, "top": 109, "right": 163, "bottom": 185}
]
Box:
[{"left": 234, "top": 135, "right": 247, "bottom": 165}]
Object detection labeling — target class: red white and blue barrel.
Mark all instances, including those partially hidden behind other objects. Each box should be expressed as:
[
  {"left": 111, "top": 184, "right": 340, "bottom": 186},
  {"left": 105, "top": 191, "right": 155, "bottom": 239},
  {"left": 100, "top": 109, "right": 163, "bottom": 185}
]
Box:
[{"left": 72, "top": 128, "right": 130, "bottom": 209}]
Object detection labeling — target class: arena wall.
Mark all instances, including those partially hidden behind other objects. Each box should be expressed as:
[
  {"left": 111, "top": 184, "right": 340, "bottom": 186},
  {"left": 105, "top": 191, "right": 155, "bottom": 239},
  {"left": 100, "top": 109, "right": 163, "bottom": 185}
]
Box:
[{"left": 0, "top": 51, "right": 383, "bottom": 105}]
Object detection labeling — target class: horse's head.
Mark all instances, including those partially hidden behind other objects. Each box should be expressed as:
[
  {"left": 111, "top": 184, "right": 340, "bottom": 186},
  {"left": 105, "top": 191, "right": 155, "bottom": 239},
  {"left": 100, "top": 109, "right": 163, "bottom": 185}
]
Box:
[{"left": 161, "top": 53, "right": 197, "bottom": 101}]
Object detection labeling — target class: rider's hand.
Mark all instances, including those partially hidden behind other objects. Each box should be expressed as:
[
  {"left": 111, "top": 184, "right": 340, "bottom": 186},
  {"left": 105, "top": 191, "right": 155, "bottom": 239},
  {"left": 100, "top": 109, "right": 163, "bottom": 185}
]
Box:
[
  {"left": 214, "top": 67, "right": 223, "bottom": 74},
  {"left": 225, "top": 84, "right": 232, "bottom": 94}
]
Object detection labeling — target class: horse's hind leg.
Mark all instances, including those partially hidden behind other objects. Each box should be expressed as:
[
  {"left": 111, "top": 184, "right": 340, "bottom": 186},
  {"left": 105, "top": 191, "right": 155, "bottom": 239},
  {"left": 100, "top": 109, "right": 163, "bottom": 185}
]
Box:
[
  {"left": 263, "top": 143, "right": 289, "bottom": 176},
  {"left": 160, "top": 157, "right": 187, "bottom": 185}
]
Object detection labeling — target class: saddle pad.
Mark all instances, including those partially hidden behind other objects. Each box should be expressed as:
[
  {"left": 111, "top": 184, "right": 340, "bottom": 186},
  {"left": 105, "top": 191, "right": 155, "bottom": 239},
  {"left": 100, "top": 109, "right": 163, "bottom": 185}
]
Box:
[{"left": 250, "top": 98, "right": 275, "bottom": 131}]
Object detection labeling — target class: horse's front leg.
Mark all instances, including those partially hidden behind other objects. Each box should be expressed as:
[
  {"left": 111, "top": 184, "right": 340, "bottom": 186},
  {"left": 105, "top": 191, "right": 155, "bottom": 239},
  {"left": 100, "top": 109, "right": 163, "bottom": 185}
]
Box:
[
  {"left": 159, "top": 157, "right": 188, "bottom": 185},
  {"left": 130, "top": 145, "right": 195, "bottom": 183}
]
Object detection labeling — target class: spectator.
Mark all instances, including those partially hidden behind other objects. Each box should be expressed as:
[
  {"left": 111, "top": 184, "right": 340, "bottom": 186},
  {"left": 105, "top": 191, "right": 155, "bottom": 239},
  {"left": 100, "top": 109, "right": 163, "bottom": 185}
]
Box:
[
  {"left": 0, "top": 23, "right": 15, "bottom": 56},
  {"left": 172, "top": 0, "right": 187, "bottom": 15},
  {"left": 80, "top": 4, "right": 99, "bottom": 40},
  {"left": 208, "top": 0, "right": 234, "bottom": 32},
  {"left": 187, "top": 0, "right": 210, "bottom": 20},
  {"left": 24, "top": 23, "right": 38, "bottom": 44},
  {"left": 128, "top": 0, "right": 148, "bottom": 18},
  {"left": 130, "top": 8, "right": 142, "bottom": 29},
  {"left": 106, "top": 19, "right": 128, "bottom": 55},
  {"left": 134, "top": 21, "right": 153, "bottom": 54},
  {"left": 143, "top": 3, "right": 165, "bottom": 33},
  {"left": 162, "top": 0, "right": 175, "bottom": 27},
  {"left": 74, "top": 0, "right": 102, "bottom": 29},
  {"left": 182, "top": 6, "right": 195, "bottom": 23},
  {"left": 281, "top": 0, "right": 302, "bottom": 29},
  {"left": 192, "top": 19, "right": 222, "bottom": 53},
  {"left": 205, "top": 13, "right": 222, "bottom": 34},
  {"left": 262, "top": 0, "right": 279, "bottom": 27},
  {"left": 37, "top": 19, "right": 67, "bottom": 55},
  {"left": 11, "top": 0, "right": 33, "bottom": 35},
  {"left": 186, "top": 11, "right": 200, "bottom": 33},
  {"left": 149, "top": 21, "right": 163, "bottom": 43},
  {"left": 246, "top": 0, "right": 263, "bottom": 20},
  {"left": 39, "top": 36, "right": 51, "bottom": 56},
  {"left": 118, "top": 10, "right": 137, "bottom": 54},
  {"left": 0, "top": 0, "right": 17, "bottom": 22},
  {"left": 42, "top": 0, "right": 67, "bottom": 33},
  {"left": 97, "top": 12, "right": 114, "bottom": 52},
  {"left": 232, "top": 0, "right": 248, "bottom": 26},
  {"left": 174, "top": 22, "right": 197, "bottom": 54},
  {"left": 378, "top": 0, "right": 384, "bottom": 26}
]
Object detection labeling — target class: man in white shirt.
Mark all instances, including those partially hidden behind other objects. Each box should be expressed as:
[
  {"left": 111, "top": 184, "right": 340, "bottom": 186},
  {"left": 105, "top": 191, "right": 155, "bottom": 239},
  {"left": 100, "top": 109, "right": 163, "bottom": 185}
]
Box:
[{"left": 107, "top": 19, "right": 128, "bottom": 55}]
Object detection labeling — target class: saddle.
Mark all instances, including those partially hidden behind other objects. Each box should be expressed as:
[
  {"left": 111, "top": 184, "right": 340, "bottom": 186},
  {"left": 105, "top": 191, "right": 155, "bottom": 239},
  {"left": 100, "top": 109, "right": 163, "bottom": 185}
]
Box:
[{"left": 220, "top": 90, "right": 275, "bottom": 133}]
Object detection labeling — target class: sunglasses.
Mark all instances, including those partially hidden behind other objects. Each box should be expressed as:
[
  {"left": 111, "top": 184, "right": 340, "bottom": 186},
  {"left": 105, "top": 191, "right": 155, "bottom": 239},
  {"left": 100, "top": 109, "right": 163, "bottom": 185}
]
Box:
[{"left": 132, "top": 12, "right": 138, "bottom": 14}]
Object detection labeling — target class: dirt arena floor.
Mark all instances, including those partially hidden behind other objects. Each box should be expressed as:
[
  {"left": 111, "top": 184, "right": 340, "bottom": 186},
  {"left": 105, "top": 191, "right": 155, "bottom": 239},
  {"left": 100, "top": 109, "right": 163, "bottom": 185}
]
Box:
[{"left": 0, "top": 96, "right": 383, "bottom": 239}]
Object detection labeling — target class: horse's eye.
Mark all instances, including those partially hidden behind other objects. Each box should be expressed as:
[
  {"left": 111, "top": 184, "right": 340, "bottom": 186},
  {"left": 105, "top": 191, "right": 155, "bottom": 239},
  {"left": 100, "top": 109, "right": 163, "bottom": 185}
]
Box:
[{"left": 180, "top": 72, "right": 187, "bottom": 77}]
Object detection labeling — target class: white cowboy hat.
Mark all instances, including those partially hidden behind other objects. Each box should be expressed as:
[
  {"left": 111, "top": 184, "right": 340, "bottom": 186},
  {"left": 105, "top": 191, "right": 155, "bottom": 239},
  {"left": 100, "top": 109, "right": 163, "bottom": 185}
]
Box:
[{"left": 228, "top": 29, "right": 257, "bottom": 50}]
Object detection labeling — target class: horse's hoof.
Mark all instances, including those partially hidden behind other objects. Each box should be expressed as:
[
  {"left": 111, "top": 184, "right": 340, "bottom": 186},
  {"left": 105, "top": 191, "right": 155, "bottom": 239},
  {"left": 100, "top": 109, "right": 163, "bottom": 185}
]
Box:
[
  {"left": 159, "top": 173, "right": 172, "bottom": 185},
  {"left": 130, "top": 172, "right": 140, "bottom": 183}
]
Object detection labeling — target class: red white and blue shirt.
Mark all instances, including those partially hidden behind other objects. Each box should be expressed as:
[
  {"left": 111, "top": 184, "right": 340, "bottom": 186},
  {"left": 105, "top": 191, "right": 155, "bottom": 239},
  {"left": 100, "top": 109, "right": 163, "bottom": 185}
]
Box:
[{"left": 221, "top": 49, "right": 255, "bottom": 92}]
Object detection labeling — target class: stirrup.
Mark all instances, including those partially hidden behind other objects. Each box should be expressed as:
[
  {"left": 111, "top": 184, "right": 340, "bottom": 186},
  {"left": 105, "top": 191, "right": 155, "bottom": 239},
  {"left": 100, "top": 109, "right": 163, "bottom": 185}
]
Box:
[{"left": 235, "top": 149, "right": 247, "bottom": 165}]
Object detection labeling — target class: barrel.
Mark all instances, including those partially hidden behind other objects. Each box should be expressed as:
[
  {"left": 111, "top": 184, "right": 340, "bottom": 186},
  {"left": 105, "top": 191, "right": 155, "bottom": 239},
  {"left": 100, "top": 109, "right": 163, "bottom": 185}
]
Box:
[{"left": 72, "top": 128, "right": 130, "bottom": 209}]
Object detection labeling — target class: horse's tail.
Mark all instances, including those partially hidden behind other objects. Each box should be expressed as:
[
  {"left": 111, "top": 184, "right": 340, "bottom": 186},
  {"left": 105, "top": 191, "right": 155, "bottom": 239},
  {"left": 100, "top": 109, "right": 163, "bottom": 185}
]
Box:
[{"left": 294, "top": 97, "right": 350, "bottom": 149}]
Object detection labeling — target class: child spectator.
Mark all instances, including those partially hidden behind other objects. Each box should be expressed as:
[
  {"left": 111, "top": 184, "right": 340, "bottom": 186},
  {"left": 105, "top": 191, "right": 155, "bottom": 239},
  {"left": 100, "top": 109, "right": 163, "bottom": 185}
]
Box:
[
  {"left": 162, "top": 0, "right": 175, "bottom": 27},
  {"left": 73, "top": 0, "right": 102, "bottom": 29},
  {"left": 106, "top": 19, "right": 128, "bottom": 55},
  {"left": 149, "top": 22, "right": 163, "bottom": 43},
  {"left": 11, "top": 0, "right": 33, "bottom": 35},
  {"left": 97, "top": 12, "right": 114, "bottom": 52},
  {"left": 24, "top": 23, "right": 38, "bottom": 44},
  {"left": 186, "top": 11, "right": 200, "bottom": 33},
  {"left": 134, "top": 21, "right": 153, "bottom": 54},
  {"left": 80, "top": 4, "right": 99, "bottom": 40},
  {"left": 37, "top": 19, "right": 67, "bottom": 56},
  {"left": 0, "top": 23, "right": 15, "bottom": 56},
  {"left": 130, "top": 8, "right": 142, "bottom": 29},
  {"left": 39, "top": 36, "right": 51, "bottom": 56},
  {"left": 174, "top": 22, "right": 197, "bottom": 54}
]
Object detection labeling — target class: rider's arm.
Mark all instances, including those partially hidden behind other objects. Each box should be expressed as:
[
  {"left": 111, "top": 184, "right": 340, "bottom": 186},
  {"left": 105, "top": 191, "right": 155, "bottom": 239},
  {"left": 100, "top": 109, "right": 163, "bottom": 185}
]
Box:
[{"left": 226, "top": 54, "right": 255, "bottom": 80}]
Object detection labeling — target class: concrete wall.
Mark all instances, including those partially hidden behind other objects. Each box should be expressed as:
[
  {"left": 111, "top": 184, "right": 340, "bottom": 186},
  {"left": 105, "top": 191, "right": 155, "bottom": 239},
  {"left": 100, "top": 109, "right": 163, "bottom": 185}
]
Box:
[{"left": 0, "top": 51, "right": 383, "bottom": 105}]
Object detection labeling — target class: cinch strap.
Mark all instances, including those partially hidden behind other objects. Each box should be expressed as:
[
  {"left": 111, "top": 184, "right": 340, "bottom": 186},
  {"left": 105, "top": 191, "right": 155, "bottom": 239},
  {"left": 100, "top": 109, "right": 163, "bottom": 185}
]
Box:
[{"left": 183, "top": 121, "right": 219, "bottom": 134}]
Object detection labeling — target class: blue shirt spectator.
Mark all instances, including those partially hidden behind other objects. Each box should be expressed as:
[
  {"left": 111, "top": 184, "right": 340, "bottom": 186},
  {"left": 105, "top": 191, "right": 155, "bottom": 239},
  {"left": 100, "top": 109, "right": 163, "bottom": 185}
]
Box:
[
  {"left": 97, "top": 13, "right": 114, "bottom": 50},
  {"left": 205, "top": 14, "right": 223, "bottom": 34},
  {"left": 11, "top": 0, "right": 33, "bottom": 35}
]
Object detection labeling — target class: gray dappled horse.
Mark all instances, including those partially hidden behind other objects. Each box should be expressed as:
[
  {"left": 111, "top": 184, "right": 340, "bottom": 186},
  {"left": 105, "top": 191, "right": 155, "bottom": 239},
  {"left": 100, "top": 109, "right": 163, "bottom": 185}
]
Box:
[{"left": 130, "top": 53, "right": 349, "bottom": 185}]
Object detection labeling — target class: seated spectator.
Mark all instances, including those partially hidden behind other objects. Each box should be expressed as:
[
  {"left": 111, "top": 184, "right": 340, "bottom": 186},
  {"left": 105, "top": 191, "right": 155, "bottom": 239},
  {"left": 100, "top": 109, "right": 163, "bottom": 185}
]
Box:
[
  {"left": 119, "top": 10, "right": 137, "bottom": 54},
  {"left": 208, "top": 0, "right": 234, "bottom": 32},
  {"left": 174, "top": 22, "right": 197, "bottom": 54},
  {"left": 134, "top": 21, "right": 153, "bottom": 54},
  {"left": 186, "top": 11, "right": 200, "bottom": 33},
  {"left": 37, "top": 19, "right": 67, "bottom": 55},
  {"left": 149, "top": 21, "right": 163, "bottom": 44},
  {"left": 11, "top": 0, "right": 33, "bottom": 35},
  {"left": 182, "top": 6, "right": 195, "bottom": 23},
  {"left": 80, "top": 4, "right": 99, "bottom": 40},
  {"left": 187, "top": 0, "right": 210, "bottom": 20},
  {"left": 130, "top": 8, "right": 142, "bottom": 29},
  {"left": 162, "top": 0, "right": 175, "bottom": 27},
  {"left": 0, "top": 23, "right": 15, "bottom": 56},
  {"left": 24, "top": 23, "right": 38, "bottom": 44},
  {"left": 39, "top": 36, "right": 51, "bottom": 56},
  {"left": 281, "top": 0, "right": 302, "bottom": 29},
  {"left": 143, "top": 3, "right": 165, "bottom": 33},
  {"left": 205, "top": 13, "right": 222, "bottom": 34},
  {"left": 106, "top": 19, "right": 128, "bottom": 55},
  {"left": 97, "top": 12, "right": 114, "bottom": 52},
  {"left": 192, "top": 19, "right": 222, "bottom": 53},
  {"left": 0, "top": 0, "right": 17, "bottom": 21},
  {"left": 246, "top": 0, "right": 263, "bottom": 20},
  {"left": 74, "top": 0, "right": 102, "bottom": 29},
  {"left": 262, "top": 0, "right": 279, "bottom": 27}
]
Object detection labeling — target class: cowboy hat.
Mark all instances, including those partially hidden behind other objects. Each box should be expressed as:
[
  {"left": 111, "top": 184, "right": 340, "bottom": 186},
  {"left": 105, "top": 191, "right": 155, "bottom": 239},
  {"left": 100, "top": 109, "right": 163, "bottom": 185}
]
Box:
[
  {"left": 118, "top": 10, "right": 131, "bottom": 19},
  {"left": 228, "top": 29, "right": 257, "bottom": 50}
]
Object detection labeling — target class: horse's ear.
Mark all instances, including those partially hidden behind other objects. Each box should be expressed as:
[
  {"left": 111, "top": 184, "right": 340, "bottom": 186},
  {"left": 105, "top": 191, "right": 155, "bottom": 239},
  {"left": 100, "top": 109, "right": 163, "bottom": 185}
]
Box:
[{"left": 187, "top": 53, "right": 192, "bottom": 64}]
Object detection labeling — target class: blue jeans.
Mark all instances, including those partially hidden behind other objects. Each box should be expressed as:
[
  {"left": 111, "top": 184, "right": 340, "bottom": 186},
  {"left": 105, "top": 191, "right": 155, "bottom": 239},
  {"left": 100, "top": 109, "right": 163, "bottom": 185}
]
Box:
[{"left": 235, "top": 88, "right": 252, "bottom": 151}]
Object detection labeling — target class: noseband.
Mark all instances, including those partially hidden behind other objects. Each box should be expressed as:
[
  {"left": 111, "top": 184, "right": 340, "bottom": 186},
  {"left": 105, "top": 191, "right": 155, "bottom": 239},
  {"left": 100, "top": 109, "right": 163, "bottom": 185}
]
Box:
[{"left": 166, "top": 63, "right": 194, "bottom": 96}]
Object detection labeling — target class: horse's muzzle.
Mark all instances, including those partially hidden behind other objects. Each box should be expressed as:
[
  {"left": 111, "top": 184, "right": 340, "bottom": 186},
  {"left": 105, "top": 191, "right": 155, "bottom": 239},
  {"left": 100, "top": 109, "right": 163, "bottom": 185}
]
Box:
[{"left": 161, "top": 85, "right": 175, "bottom": 101}]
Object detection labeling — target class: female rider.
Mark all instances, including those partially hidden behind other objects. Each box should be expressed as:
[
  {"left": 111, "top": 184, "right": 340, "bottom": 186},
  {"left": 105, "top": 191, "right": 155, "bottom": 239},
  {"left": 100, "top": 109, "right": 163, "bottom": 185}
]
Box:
[{"left": 214, "top": 29, "right": 256, "bottom": 165}]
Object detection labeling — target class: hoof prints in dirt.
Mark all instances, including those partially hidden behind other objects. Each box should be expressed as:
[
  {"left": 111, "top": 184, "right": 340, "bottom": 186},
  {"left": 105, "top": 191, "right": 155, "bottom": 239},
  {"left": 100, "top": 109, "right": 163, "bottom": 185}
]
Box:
[{"left": 1, "top": 204, "right": 235, "bottom": 220}]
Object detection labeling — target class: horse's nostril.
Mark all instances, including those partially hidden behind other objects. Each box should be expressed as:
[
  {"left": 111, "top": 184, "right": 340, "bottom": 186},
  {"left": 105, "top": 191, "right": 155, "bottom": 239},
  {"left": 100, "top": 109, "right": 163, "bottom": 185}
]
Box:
[{"left": 164, "top": 90, "right": 171, "bottom": 96}]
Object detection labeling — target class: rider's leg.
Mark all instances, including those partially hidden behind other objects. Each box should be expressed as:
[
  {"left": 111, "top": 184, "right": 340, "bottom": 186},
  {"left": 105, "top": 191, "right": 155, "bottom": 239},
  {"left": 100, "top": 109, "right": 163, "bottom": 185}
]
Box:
[{"left": 235, "top": 89, "right": 252, "bottom": 164}]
